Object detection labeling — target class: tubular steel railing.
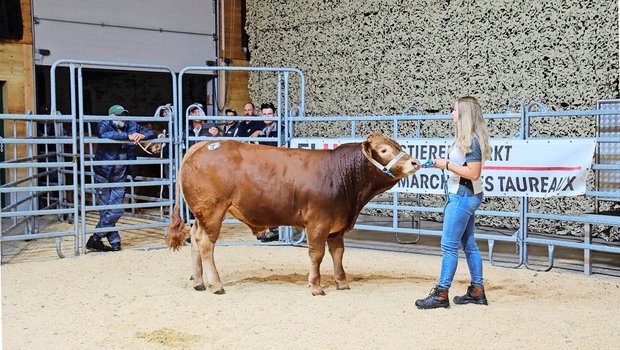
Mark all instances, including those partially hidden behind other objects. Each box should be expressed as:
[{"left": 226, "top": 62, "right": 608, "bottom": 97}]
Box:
[
  {"left": 52, "top": 60, "right": 176, "bottom": 254},
  {"left": 3, "top": 61, "right": 619, "bottom": 276},
  {"left": 0, "top": 111, "right": 80, "bottom": 258}
]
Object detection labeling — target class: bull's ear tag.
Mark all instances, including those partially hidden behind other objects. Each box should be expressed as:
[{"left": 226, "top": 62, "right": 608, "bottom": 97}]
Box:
[{"left": 207, "top": 142, "right": 221, "bottom": 151}]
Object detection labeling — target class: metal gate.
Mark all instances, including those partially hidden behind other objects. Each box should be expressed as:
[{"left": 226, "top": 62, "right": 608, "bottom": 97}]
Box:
[
  {"left": 50, "top": 59, "right": 176, "bottom": 254},
  {"left": 176, "top": 66, "right": 306, "bottom": 245},
  {"left": 0, "top": 110, "right": 79, "bottom": 257}
]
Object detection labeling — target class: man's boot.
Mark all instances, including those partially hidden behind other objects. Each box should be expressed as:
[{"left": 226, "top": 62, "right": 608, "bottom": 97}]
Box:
[
  {"left": 415, "top": 285, "right": 450, "bottom": 309},
  {"left": 86, "top": 235, "right": 112, "bottom": 252},
  {"left": 453, "top": 283, "right": 488, "bottom": 305}
]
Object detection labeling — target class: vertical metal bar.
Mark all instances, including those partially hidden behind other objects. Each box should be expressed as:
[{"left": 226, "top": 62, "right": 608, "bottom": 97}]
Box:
[
  {"left": 26, "top": 116, "right": 36, "bottom": 234},
  {"left": 130, "top": 177, "right": 136, "bottom": 215},
  {"left": 282, "top": 72, "right": 289, "bottom": 147},
  {"left": 393, "top": 116, "right": 398, "bottom": 139},
  {"left": 169, "top": 71, "right": 177, "bottom": 222},
  {"left": 277, "top": 72, "right": 282, "bottom": 126},
  {"left": 584, "top": 223, "right": 592, "bottom": 275},
  {"left": 298, "top": 70, "right": 305, "bottom": 117},
  {"left": 43, "top": 119, "right": 50, "bottom": 209},
  {"left": 594, "top": 101, "right": 601, "bottom": 214},
  {"left": 11, "top": 119, "right": 17, "bottom": 226},
  {"left": 87, "top": 123, "right": 96, "bottom": 205},
  {"left": 521, "top": 104, "right": 529, "bottom": 267},
  {"left": 55, "top": 110, "right": 67, "bottom": 220},
  {"left": 168, "top": 108, "right": 174, "bottom": 218},
  {"left": 392, "top": 193, "right": 398, "bottom": 231},
  {"left": 77, "top": 65, "right": 88, "bottom": 254},
  {"left": 177, "top": 71, "right": 185, "bottom": 221},
  {"left": 416, "top": 119, "right": 420, "bottom": 138},
  {"left": 70, "top": 67, "right": 80, "bottom": 256}
]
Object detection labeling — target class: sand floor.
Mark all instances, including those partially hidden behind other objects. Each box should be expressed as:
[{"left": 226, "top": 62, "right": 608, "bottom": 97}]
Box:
[{"left": 3, "top": 238, "right": 620, "bottom": 349}]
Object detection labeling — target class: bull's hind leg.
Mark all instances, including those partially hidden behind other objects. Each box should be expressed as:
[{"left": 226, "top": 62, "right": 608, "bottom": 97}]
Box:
[
  {"left": 190, "top": 224, "right": 206, "bottom": 290},
  {"left": 327, "top": 235, "right": 350, "bottom": 290},
  {"left": 194, "top": 208, "right": 227, "bottom": 294}
]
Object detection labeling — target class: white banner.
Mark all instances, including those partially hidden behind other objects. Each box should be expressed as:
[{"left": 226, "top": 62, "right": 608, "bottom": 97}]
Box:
[{"left": 290, "top": 138, "right": 597, "bottom": 197}]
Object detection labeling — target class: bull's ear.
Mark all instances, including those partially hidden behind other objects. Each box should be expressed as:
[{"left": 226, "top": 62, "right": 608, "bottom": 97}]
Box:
[{"left": 362, "top": 140, "right": 372, "bottom": 156}]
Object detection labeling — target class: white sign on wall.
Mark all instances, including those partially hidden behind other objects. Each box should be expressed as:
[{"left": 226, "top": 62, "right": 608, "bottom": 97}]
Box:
[
  {"left": 32, "top": 0, "right": 217, "bottom": 71},
  {"left": 291, "top": 138, "right": 597, "bottom": 197}
]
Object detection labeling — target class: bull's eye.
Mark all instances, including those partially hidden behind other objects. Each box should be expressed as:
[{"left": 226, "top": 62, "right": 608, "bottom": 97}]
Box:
[{"left": 381, "top": 149, "right": 387, "bottom": 154}]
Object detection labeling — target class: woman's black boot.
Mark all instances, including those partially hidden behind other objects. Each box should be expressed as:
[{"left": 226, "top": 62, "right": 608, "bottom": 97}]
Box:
[
  {"left": 415, "top": 285, "right": 450, "bottom": 309},
  {"left": 453, "top": 283, "right": 488, "bottom": 305}
]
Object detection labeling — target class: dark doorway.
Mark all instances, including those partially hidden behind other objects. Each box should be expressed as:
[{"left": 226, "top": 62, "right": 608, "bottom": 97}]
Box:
[{"left": 35, "top": 66, "right": 216, "bottom": 117}]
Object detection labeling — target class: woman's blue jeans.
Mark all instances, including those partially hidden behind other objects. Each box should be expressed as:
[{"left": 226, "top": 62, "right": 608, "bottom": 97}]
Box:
[{"left": 438, "top": 190, "right": 484, "bottom": 289}]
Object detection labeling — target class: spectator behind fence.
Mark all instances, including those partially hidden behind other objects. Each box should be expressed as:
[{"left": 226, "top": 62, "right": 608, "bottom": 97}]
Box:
[
  {"left": 255, "top": 102, "right": 282, "bottom": 243},
  {"left": 222, "top": 108, "right": 240, "bottom": 137},
  {"left": 256, "top": 102, "right": 283, "bottom": 147},
  {"left": 415, "top": 96, "right": 491, "bottom": 309},
  {"left": 187, "top": 105, "right": 219, "bottom": 147},
  {"left": 154, "top": 104, "right": 172, "bottom": 179},
  {"left": 237, "top": 102, "right": 263, "bottom": 138},
  {"left": 87, "top": 105, "right": 157, "bottom": 252}
]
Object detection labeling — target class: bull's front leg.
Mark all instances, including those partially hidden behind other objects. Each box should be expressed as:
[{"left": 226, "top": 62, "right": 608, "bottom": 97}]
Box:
[
  {"left": 307, "top": 230, "right": 327, "bottom": 296},
  {"left": 327, "top": 235, "right": 350, "bottom": 290}
]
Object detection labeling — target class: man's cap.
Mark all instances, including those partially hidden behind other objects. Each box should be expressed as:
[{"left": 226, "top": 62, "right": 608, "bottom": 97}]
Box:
[{"left": 108, "top": 105, "right": 129, "bottom": 115}]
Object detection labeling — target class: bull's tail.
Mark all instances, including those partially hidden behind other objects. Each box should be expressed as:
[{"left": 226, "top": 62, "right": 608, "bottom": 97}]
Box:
[{"left": 166, "top": 173, "right": 187, "bottom": 250}]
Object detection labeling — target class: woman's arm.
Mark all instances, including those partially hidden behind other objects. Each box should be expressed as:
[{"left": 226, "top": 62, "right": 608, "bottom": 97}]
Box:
[{"left": 433, "top": 158, "right": 482, "bottom": 180}]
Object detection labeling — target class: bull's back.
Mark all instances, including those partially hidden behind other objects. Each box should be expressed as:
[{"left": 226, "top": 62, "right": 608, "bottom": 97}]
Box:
[{"left": 181, "top": 140, "right": 349, "bottom": 227}]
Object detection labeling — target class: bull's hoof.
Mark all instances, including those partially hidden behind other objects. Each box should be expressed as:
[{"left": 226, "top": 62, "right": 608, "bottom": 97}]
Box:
[
  {"left": 189, "top": 275, "right": 194, "bottom": 281},
  {"left": 212, "top": 288, "right": 226, "bottom": 295},
  {"left": 311, "top": 290, "right": 326, "bottom": 296},
  {"left": 194, "top": 284, "right": 206, "bottom": 291},
  {"left": 335, "top": 280, "right": 350, "bottom": 290}
]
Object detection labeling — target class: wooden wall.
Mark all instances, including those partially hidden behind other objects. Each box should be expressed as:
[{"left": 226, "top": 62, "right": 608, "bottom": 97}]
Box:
[
  {"left": 219, "top": 0, "right": 251, "bottom": 114},
  {"left": 0, "top": 0, "right": 35, "bottom": 181}
]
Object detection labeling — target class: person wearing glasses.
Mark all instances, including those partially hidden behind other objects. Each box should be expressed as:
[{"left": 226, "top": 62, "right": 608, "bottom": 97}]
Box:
[{"left": 415, "top": 96, "right": 491, "bottom": 309}]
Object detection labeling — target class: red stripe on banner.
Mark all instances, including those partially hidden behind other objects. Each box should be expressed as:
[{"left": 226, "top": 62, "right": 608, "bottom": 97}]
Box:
[{"left": 484, "top": 166, "right": 582, "bottom": 171}]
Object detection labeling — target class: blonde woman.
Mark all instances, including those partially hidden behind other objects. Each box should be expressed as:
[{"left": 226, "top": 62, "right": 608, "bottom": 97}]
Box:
[{"left": 416, "top": 96, "right": 491, "bottom": 309}]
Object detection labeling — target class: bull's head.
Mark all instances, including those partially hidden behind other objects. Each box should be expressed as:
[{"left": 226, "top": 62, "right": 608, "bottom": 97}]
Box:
[{"left": 362, "top": 133, "right": 420, "bottom": 178}]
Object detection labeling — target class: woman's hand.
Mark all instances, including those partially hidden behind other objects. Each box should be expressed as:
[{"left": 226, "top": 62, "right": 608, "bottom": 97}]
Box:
[{"left": 433, "top": 158, "right": 449, "bottom": 171}]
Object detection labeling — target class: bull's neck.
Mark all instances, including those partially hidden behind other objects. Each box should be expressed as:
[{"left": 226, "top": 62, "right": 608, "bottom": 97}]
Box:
[{"left": 331, "top": 144, "right": 400, "bottom": 210}]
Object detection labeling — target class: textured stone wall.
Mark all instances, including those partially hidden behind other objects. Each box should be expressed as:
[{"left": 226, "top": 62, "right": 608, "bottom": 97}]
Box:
[
  {"left": 247, "top": 0, "right": 618, "bottom": 115},
  {"left": 245, "top": 0, "right": 619, "bottom": 240}
]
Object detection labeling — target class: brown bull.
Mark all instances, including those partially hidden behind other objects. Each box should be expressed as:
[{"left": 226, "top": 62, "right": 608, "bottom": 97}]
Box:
[{"left": 166, "top": 133, "right": 420, "bottom": 295}]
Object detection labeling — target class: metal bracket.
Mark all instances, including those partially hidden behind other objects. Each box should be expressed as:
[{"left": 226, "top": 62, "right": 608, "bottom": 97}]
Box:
[{"left": 524, "top": 244, "right": 555, "bottom": 272}]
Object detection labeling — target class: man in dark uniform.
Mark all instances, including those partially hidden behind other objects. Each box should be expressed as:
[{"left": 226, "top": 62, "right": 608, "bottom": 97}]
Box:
[{"left": 87, "top": 105, "right": 157, "bottom": 252}]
